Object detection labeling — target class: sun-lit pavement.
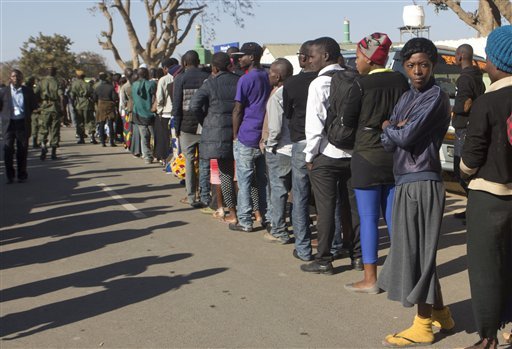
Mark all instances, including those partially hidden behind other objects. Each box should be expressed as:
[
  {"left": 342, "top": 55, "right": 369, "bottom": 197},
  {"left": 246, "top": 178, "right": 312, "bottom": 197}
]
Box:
[{"left": 0, "top": 127, "right": 481, "bottom": 348}]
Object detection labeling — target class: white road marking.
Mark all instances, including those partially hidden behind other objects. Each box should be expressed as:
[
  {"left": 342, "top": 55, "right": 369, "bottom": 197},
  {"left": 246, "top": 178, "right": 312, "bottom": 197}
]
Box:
[{"left": 97, "top": 183, "right": 146, "bottom": 219}]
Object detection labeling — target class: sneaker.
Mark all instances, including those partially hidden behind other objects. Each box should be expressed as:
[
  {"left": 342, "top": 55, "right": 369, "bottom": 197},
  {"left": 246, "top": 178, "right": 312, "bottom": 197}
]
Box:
[
  {"left": 263, "top": 231, "right": 291, "bottom": 244},
  {"left": 229, "top": 223, "right": 253, "bottom": 232},
  {"left": 300, "top": 261, "right": 333, "bottom": 275}
]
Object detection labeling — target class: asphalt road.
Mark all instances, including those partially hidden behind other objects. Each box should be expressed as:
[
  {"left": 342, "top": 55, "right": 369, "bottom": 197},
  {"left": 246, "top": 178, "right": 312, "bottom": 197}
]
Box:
[{"left": 0, "top": 128, "right": 488, "bottom": 348}]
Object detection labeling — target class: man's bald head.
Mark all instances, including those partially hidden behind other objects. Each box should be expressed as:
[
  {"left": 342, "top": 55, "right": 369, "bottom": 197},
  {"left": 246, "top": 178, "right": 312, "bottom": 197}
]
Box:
[{"left": 456, "top": 44, "right": 474, "bottom": 66}]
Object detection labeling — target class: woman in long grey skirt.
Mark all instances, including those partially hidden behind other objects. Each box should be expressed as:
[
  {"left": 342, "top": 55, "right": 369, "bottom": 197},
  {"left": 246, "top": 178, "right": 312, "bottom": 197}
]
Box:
[{"left": 378, "top": 37, "right": 455, "bottom": 347}]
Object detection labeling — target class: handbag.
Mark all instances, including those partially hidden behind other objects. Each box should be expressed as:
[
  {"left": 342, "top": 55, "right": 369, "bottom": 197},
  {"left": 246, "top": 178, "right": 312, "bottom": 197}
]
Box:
[{"left": 170, "top": 153, "right": 186, "bottom": 180}]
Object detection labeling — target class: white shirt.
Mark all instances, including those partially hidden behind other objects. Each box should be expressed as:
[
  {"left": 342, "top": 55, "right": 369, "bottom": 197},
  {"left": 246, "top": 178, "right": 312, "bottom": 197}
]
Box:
[
  {"left": 156, "top": 74, "right": 174, "bottom": 117},
  {"left": 10, "top": 84, "right": 25, "bottom": 120},
  {"left": 304, "top": 64, "right": 352, "bottom": 162},
  {"left": 265, "top": 86, "right": 292, "bottom": 156}
]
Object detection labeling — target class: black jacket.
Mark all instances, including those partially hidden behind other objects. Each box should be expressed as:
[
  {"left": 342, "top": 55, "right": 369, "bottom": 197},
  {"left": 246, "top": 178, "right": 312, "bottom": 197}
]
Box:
[
  {"left": 462, "top": 84, "right": 512, "bottom": 186},
  {"left": 342, "top": 71, "right": 409, "bottom": 187},
  {"left": 283, "top": 71, "right": 318, "bottom": 142},
  {"left": 190, "top": 71, "right": 240, "bottom": 160},
  {"left": 452, "top": 66, "right": 485, "bottom": 129},
  {"left": 0, "top": 84, "right": 36, "bottom": 139},
  {"left": 171, "top": 67, "right": 210, "bottom": 134}
]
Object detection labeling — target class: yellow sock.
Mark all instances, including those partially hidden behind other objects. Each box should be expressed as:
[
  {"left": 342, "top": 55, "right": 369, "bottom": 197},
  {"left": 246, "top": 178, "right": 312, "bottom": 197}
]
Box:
[
  {"left": 432, "top": 306, "right": 455, "bottom": 332},
  {"left": 384, "top": 315, "right": 434, "bottom": 346}
]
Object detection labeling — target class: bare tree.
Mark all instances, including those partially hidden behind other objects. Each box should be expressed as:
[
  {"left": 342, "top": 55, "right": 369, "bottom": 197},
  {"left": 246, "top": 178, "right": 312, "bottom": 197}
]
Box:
[
  {"left": 92, "top": 0, "right": 253, "bottom": 70},
  {"left": 429, "top": 0, "right": 511, "bottom": 37}
]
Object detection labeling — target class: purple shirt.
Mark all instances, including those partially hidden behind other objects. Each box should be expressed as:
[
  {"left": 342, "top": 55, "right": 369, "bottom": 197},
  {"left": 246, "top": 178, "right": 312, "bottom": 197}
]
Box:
[{"left": 235, "top": 68, "right": 271, "bottom": 148}]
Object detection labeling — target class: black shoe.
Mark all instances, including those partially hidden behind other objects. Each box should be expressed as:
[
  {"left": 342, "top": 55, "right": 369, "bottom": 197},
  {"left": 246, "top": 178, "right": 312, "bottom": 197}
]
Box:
[
  {"left": 77, "top": 138, "right": 85, "bottom": 144},
  {"left": 333, "top": 247, "right": 352, "bottom": 260},
  {"left": 454, "top": 211, "right": 466, "bottom": 219},
  {"left": 90, "top": 138, "right": 98, "bottom": 144},
  {"left": 110, "top": 142, "right": 117, "bottom": 147},
  {"left": 300, "top": 261, "right": 333, "bottom": 275},
  {"left": 51, "top": 147, "right": 58, "bottom": 160},
  {"left": 228, "top": 223, "right": 253, "bottom": 232},
  {"left": 293, "top": 249, "right": 314, "bottom": 262},
  {"left": 102, "top": 143, "right": 107, "bottom": 147},
  {"left": 351, "top": 257, "right": 364, "bottom": 271},
  {"left": 191, "top": 201, "right": 208, "bottom": 209},
  {"left": 40, "top": 147, "right": 48, "bottom": 161},
  {"left": 18, "top": 177, "right": 27, "bottom": 183}
]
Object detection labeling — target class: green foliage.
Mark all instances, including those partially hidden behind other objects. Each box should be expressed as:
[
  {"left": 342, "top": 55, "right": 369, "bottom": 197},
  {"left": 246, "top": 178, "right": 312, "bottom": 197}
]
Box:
[
  {"left": 0, "top": 59, "right": 20, "bottom": 86},
  {"left": 19, "top": 33, "right": 78, "bottom": 80},
  {"left": 76, "top": 51, "right": 109, "bottom": 78},
  {"left": 432, "top": 2, "right": 449, "bottom": 13}
]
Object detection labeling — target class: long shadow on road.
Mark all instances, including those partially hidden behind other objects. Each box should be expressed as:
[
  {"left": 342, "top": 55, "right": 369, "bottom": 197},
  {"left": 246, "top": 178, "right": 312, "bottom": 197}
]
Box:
[
  {"left": 0, "top": 267, "right": 228, "bottom": 340},
  {"left": 0, "top": 253, "right": 194, "bottom": 302},
  {"left": 0, "top": 220, "right": 187, "bottom": 270},
  {"left": 1, "top": 206, "right": 175, "bottom": 246}
]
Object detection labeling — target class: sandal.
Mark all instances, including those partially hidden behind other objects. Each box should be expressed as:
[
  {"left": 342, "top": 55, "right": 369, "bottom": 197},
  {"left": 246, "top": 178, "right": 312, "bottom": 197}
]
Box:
[
  {"left": 213, "top": 209, "right": 225, "bottom": 219},
  {"left": 382, "top": 334, "right": 432, "bottom": 348},
  {"left": 504, "top": 332, "right": 511, "bottom": 344}
]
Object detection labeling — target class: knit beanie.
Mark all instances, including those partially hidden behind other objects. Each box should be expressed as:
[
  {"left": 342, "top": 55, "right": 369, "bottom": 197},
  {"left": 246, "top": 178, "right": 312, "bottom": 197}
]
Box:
[
  {"left": 485, "top": 25, "right": 512, "bottom": 74},
  {"left": 357, "top": 32, "right": 392, "bottom": 66}
]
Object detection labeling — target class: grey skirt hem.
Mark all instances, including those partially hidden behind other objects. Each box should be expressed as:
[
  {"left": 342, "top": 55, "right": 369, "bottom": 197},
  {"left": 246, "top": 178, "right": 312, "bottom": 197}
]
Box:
[{"left": 377, "top": 180, "right": 445, "bottom": 307}]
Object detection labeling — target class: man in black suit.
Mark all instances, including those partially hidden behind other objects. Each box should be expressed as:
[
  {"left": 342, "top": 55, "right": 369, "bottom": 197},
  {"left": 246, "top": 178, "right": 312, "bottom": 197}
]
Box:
[{"left": 0, "top": 69, "right": 35, "bottom": 183}]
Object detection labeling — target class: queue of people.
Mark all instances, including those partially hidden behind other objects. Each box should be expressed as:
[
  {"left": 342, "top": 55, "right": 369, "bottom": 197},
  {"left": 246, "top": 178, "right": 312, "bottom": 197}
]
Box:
[{"left": 1, "top": 25, "right": 511, "bottom": 349}]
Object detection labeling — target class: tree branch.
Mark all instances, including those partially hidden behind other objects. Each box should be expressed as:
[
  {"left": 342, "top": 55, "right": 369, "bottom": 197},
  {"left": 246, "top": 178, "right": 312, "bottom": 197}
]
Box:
[
  {"left": 492, "top": 0, "right": 512, "bottom": 23},
  {"left": 429, "top": 0, "right": 480, "bottom": 30},
  {"left": 97, "top": 1, "right": 126, "bottom": 70},
  {"left": 111, "top": 0, "right": 145, "bottom": 59}
]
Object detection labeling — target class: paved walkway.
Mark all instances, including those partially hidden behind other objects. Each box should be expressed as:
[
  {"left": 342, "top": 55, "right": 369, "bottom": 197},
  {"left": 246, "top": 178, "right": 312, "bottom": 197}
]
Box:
[{"left": 0, "top": 128, "right": 485, "bottom": 348}]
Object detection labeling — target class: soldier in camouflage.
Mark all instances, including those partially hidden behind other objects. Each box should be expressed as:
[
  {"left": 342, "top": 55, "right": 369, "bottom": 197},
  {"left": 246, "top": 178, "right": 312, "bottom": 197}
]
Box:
[
  {"left": 34, "top": 67, "right": 65, "bottom": 160},
  {"left": 70, "top": 70, "right": 96, "bottom": 144}
]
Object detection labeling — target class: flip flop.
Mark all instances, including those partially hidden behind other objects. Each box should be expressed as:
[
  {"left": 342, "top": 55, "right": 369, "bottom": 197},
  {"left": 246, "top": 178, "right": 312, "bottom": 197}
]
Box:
[
  {"left": 212, "top": 209, "right": 225, "bottom": 219},
  {"left": 382, "top": 334, "right": 433, "bottom": 348}
]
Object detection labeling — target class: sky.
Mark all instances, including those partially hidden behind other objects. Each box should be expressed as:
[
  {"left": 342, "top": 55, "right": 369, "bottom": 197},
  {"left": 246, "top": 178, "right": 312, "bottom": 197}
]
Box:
[{"left": 0, "top": 0, "right": 485, "bottom": 71}]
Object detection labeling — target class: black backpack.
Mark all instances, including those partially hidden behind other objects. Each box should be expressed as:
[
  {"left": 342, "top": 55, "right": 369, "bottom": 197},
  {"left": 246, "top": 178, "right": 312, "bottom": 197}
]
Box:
[{"left": 325, "top": 68, "right": 361, "bottom": 149}]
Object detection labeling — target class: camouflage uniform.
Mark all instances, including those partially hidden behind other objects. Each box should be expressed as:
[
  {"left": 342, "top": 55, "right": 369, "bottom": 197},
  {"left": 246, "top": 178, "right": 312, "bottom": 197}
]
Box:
[
  {"left": 35, "top": 75, "right": 63, "bottom": 159},
  {"left": 29, "top": 80, "right": 41, "bottom": 148},
  {"left": 70, "top": 78, "right": 96, "bottom": 143}
]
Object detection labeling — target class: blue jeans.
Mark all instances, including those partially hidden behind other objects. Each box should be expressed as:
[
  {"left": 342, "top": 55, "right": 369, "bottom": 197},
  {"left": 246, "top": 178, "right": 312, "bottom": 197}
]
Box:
[
  {"left": 291, "top": 142, "right": 312, "bottom": 259},
  {"left": 266, "top": 151, "right": 291, "bottom": 238},
  {"left": 354, "top": 185, "right": 394, "bottom": 264},
  {"left": 181, "top": 132, "right": 210, "bottom": 204},
  {"left": 233, "top": 140, "right": 268, "bottom": 229}
]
